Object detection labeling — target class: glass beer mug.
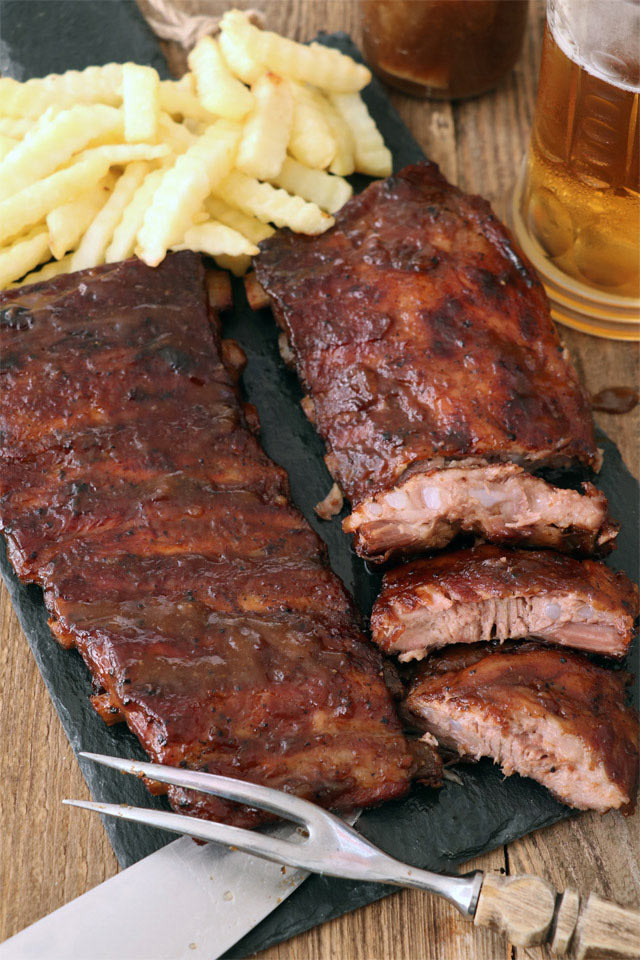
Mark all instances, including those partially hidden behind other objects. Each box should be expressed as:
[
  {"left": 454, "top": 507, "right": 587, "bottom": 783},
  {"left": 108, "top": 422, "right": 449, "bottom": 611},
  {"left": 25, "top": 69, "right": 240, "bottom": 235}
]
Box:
[{"left": 512, "top": 0, "right": 640, "bottom": 339}]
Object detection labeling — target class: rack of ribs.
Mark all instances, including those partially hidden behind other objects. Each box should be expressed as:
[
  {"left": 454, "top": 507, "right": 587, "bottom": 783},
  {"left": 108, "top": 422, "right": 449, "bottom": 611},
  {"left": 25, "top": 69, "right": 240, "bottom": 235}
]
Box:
[
  {"left": 254, "top": 162, "right": 617, "bottom": 563},
  {"left": 404, "top": 641, "right": 638, "bottom": 813},
  {"left": 371, "top": 545, "right": 639, "bottom": 661},
  {"left": 0, "top": 252, "right": 419, "bottom": 826}
]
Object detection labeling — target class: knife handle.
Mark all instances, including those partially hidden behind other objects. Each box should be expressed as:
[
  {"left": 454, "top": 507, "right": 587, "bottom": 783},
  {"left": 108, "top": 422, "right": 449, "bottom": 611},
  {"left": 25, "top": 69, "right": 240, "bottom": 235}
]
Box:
[{"left": 473, "top": 872, "right": 640, "bottom": 958}]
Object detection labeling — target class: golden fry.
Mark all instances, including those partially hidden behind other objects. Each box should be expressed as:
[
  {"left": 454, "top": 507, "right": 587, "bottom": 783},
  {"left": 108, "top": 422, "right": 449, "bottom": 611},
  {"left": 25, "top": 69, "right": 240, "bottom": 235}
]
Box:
[
  {"left": 81, "top": 143, "right": 170, "bottom": 165},
  {"left": 47, "top": 172, "right": 117, "bottom": 260},
  {"left": 9, "top": 253, "right": 72, "bottom": 289},
  {"left": 204, "top": 196, "right": 274, "bottom": 244},
  {"left": 122, "top": 63, "right": 159, "bottom": 142},
  {"left": 214, "top": 253, "right": 252, "bottom": 276},
  {"left": 159, "top": 75, "right": 214, "bottom": 123},
  {"left": 0, "top": 135, "right": 19, "bottom": 162},
  {"left": 173, "top": 220, "right": 258, "bottom": 258},
  {"left": 188, "top": 36, "right": 254, "bottom": 121},
  {"left": 237, "top": 73, "right": 293, "bottom": 180},
  {"left": 214, "top": 169, "right": 334, "bottom": 234},
  {"left": 0, "top": 116, "right": 34, "bottom": 137},
  {"left": 220, "top": 10, "right": 370, "bottom": 92},
  {"left": 0, "top": 104, "right": 122, "bottom": 204},
  {"left": 105, "top": 166, "right": 165, "bottom": 263},
  {"left": 270, "top": 156, "right": 352, "bottom": 213},
  {"left": 330, "top": 92, "right": 392, "bottom": 178},
  {"left": 0, "top": 65, "right": 123, "bottom": 117},
  {"left": 71, "top": 162, "right": 149, "bottom": 271},
  {"left": 0, "top": 226, "right": 50, "bottom": 289},
  {"left": 219, "top": 26, "right": 264, "bottom": 85},
  {"left": 137, "top": 120, "right": 241, "bottom": 267},
  {"left": 0, "top": 152, "right": 110, "bottom": 246},
  {"left": 318, "top": 96, "right": 356, "bottom": 176},
  {"left": 288, "top": 82, "right": 335, "bottom": 169}
]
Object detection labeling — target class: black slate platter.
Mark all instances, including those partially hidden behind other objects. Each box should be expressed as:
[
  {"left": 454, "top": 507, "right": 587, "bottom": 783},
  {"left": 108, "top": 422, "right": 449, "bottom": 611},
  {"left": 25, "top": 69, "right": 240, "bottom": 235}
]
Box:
[{"left": 1, "top": 4, "right": 638, "bottom": 957}]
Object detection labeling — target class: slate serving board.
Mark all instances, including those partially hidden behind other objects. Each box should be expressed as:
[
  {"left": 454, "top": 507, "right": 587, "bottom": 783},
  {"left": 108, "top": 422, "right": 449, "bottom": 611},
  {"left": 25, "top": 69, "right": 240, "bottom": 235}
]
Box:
[{"left": 1, "top": 3, "right": 638, "bottom": 957}]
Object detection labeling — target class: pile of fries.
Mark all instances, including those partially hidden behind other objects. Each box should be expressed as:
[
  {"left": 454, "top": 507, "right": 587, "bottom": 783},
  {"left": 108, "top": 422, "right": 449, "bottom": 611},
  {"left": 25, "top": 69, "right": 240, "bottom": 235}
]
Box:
[{"left": 0, "top": 9, "right": 392, "bottom": 289}]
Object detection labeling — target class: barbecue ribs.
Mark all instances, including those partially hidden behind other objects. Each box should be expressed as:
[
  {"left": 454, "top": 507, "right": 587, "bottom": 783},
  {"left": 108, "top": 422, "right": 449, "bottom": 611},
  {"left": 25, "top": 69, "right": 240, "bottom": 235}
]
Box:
[
  {"left": 254, "top": 162, "right": 616, "bottom": 562},
  {"left": 405, "top": 642, "right": 638, "bottom": 813},
  {"left": 371, "top": 545, "right": 639, "bottom": 660},
  {"left": 0, "top": 252, "right": 416, "bottom": 825}
]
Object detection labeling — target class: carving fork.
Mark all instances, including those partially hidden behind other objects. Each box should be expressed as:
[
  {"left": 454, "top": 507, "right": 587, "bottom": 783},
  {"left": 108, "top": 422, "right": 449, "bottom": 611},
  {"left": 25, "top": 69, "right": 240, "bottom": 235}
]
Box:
[{"left": 66, "top": 753, "right": 640, "bottom": 959}]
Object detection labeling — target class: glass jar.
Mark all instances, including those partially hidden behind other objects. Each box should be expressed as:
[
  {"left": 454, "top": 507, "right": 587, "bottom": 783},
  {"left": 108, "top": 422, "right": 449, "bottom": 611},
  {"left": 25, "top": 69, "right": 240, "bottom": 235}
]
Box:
[{"left": 361, "top": 0, "right": 529, "bottom": 99}]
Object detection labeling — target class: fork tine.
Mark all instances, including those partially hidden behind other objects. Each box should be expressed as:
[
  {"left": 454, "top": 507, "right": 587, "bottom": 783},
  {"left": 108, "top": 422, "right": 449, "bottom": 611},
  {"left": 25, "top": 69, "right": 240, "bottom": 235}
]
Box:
[
  {"left": 63, "top": 799, "right": 312, "bottom": 871},
  {"left": 78, "top": 752, "right": 319, "bottom": 826}
]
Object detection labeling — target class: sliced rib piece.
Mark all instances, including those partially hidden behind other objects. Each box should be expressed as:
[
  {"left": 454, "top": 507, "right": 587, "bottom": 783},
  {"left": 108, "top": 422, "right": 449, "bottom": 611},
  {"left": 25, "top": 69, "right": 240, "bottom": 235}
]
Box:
[
  {"left": 371, "top": 545, "right": 639, "bottom": 661},
  {"left": 405, "top": 642, "right": 638, "bottom": 813},
  {"left": 0, "top": 253, "right": 416, "bottom": 826},
  {"left": 254, "top": 162, "right": 616, "bottom": 562}
]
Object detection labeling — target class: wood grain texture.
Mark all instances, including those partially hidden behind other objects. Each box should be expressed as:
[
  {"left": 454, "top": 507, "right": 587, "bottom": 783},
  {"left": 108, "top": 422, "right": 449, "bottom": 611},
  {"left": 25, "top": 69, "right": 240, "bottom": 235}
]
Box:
[{"left": 1, "top": 3, "right": 638, "bottom": 958}]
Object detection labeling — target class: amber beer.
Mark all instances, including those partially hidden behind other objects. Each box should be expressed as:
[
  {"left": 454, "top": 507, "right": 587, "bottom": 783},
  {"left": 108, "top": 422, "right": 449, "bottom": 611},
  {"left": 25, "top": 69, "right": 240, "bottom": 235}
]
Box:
[{"left": 521, "top": 2, "right": 640, "bottom": 302}]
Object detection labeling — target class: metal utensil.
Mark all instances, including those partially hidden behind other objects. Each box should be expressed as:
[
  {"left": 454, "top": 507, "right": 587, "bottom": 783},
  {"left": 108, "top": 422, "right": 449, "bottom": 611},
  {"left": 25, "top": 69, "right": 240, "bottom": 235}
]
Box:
[{"left": 65, "top": 753, "right": 640, "bottom": 959}]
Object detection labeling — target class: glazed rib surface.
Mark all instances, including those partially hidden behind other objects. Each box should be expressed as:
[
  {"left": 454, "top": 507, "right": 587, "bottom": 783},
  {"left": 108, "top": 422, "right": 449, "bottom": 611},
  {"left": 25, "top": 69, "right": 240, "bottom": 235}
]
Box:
[
  {"left": 255, "top": 162, "right": 615, "bottom": 562},
  {"left": 0, "top": 253, "right": 413, "bottom": 825},
  {"left": 371, "top": 545, "right": 639, "bottom": 660},
  {"left": 405, "top": 641, "right": 639, "bottom": 813}
]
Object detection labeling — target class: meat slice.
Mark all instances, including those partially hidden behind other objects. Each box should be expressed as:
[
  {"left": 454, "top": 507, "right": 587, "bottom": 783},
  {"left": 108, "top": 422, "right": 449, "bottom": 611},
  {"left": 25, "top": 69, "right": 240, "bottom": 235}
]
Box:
[
  {"left": 0, "top": 253, "right": 416, "bottom": 826},
  {"left": 404, "top": 642, "right": 639, "bottom": 813},
  {"left": 371, "top": 545, "right": 639, "bottom": 660},
  {"left": 254, "top": 162, "right": 616, "bottom": 562}
]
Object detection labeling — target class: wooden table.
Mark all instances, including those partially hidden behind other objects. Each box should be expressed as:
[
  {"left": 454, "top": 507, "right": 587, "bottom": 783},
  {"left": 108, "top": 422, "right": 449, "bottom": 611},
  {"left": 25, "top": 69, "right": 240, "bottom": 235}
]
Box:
[{"left": 1, "top": 2, "right": 638, "bottom": 957}]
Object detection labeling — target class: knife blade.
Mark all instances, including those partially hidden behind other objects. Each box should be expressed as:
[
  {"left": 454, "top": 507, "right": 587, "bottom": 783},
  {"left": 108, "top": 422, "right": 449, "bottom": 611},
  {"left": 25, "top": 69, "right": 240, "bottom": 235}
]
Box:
[
  {"left": 0, "top": 831, "right": 306, "bottom": 960},
  {"left": 0, "top": 813, "right": 359, "bottom": 960}
]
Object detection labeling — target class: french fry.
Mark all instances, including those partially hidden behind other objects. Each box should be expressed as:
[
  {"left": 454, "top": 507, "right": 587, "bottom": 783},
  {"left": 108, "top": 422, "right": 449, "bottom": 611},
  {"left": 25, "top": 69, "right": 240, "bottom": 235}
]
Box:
[
  {"left": 330, "top": 92, "right": 392, "bottom": 178},
  {"left": 204, "top": 196, "right": 274, "bottom": 245},
  {"left": 47, "top": 172, "right": 117, "bottom": 259},
  {"left": 214, "top": 253, "right": 252, "bottom": 277},
  {"left": 0, "top": 226, "right": 50, "bottom": 289},
  {"left": 0, "top": 104, "right": 122, "bottom": 205},
  {"left": 318, "top": 97, "right": 356, "bottom": 176},
  {"left": 0, "top": 65, "right": 123, "bottom": 117},
  {"left": 270, "top": 156, "right": 352, "bottom": 213},
  {"left": 81, "top": 143, "right": 170, "bottom": 165},
  {"left": 188, "top": 36, "right": 254, "bottom": 121},
  {"left": 219, "top": 10, "right": 371, "bottom": 92},
  {"left": 214, "top": 170, "right": 334, "bottom": 234},
  {"left": 219, "top": 26, "right": 264, "bottom": 85},
  {"left": 158, "top": 114, "right": 196, "bottom": 154},
  {"left": 0, "top": 77, "right": 73, "bottom": 117},
  {"left": 237, "top": 73, "right": 293, "bottom": 180},
  {"left": 105, "top": 166, "right": 165, "bottom": 263},
  {"left": 0, "top": 152, "right": 110, "bottom": 246},
  {"left": 0, "top": 135, "right": 19, "bottom": 162},
  {"left": 137, "top": 120, "right": 241, "bottom": 267},
  {"left": 9, "top": 253, "right": 73, "bottom": 289},
  {"left": 288, "top": 82, "right": 335, "bottom": 169},
  {"left": 71, "top": 162, "right": 149, "bottom": 271},
  {"left": 122, "top": 63, "right": 159, "bottom": 143},
  {"left": 158, "top": 75, "right": 214, "bottom": 123},
  {"left": 0, "top": 116, "right": 34, "bottom": 137},
  {"left": 172, "top": 220, "right": 258, "bottom": 258}
]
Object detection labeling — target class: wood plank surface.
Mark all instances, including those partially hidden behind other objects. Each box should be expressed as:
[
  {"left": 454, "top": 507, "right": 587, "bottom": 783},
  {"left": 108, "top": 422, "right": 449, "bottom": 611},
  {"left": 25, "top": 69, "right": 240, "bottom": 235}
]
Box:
[{"left": 1, "top": 2, "right": 638, "bottom": 957}]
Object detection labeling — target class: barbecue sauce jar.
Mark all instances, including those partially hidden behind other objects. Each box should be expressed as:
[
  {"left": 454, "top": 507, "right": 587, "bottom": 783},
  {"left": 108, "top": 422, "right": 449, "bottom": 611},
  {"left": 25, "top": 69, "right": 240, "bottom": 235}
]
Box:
[{"left": 361, "top": 0, "right": 529, "bottom": 99}]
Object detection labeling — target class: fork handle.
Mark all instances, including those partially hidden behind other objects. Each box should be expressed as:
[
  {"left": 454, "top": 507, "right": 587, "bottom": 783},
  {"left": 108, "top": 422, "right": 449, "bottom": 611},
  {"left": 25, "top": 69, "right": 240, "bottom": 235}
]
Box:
[{"left": 473, "top": 872, "right": 640, "bottom": 958}]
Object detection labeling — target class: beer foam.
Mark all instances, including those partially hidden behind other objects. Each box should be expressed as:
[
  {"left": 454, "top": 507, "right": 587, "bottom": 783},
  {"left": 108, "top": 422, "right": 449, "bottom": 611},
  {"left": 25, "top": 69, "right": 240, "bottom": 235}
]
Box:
[{"left": 549, "top": 0, "right": 640, "bottom": 93}]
